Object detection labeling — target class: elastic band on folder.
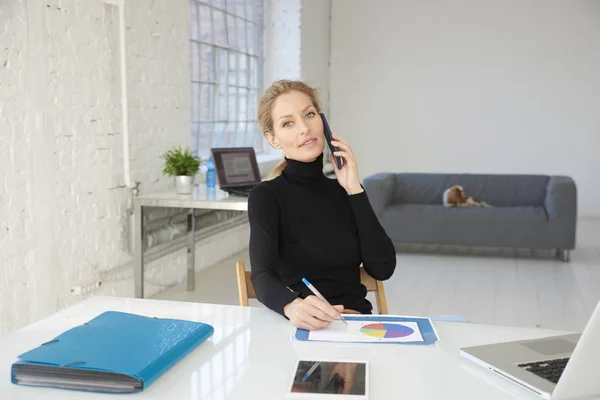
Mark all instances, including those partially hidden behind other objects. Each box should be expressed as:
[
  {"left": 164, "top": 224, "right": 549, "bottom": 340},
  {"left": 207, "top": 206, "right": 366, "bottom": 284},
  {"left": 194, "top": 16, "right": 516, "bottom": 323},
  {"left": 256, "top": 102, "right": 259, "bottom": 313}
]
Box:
[
  {"left": 63, "top": 361, "right": 86, "bottom": 367},
  {"left": 41, "top": 339, "right": 59, "bottom": 346}
]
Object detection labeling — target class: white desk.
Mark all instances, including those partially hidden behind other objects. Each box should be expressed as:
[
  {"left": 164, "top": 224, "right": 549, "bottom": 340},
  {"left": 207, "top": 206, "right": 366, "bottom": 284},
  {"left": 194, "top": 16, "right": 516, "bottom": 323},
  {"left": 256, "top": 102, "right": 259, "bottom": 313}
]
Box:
[
  {"left": 134, "top": 186, "right": 249, "bottom": 298},
  {"left": 1, "top": 296, "right": 574, "bottom": 399}
]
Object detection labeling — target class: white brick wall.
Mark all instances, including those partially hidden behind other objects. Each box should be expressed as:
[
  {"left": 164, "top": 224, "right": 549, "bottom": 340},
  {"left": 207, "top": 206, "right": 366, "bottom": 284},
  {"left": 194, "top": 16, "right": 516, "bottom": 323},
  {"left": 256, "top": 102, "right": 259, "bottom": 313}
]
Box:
[
  {"left": 126, "top": 0, "right": 192, "bottom": 193},
  {"left": 264, "top": 0, "right": 301, "bottom": 82},
  {"left": 1, "top": 0, "right": 38, "bottom": 333},
  {"left": 0, "top": 0, "right": 198, "bottom": 334}
]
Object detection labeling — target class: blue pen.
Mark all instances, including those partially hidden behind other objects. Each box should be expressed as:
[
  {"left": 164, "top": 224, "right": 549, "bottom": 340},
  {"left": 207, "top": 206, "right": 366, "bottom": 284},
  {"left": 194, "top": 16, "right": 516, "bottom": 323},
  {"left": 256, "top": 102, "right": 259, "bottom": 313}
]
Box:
[
  {"left": 302, "top": 278, "right": 348, "bottom": 325},
  {"left": 302, "top": 361, "right": 321, "bottom": 382}
]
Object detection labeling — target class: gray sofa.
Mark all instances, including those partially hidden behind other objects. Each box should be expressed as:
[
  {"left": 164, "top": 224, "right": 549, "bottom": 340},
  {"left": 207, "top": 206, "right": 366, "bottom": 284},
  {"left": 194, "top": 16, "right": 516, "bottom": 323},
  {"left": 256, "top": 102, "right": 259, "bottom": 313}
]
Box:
[{"left": 362, "top": 173, "right": 577, "bottom": 261}]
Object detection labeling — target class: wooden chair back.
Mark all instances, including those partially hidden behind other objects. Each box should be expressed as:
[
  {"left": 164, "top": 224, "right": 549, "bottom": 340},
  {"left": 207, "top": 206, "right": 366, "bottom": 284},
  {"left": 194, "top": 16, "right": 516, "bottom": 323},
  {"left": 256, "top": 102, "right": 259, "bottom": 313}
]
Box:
[{"left": 235, "top": 261, "right": 388, "bottom": 314}]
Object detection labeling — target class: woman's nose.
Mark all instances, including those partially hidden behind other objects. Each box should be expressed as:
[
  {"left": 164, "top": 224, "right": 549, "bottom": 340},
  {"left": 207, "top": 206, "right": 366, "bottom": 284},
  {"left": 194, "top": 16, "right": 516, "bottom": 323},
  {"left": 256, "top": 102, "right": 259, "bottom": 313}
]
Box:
[{"left": 297, "top": 119, "right": 310, "bottom": 134}]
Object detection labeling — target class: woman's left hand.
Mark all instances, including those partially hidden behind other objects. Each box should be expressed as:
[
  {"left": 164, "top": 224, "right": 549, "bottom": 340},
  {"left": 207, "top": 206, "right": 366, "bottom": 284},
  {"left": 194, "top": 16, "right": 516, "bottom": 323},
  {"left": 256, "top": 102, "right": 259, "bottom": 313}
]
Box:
[{"left": 330, "top": 133, "right": 364, "bottom": 195}]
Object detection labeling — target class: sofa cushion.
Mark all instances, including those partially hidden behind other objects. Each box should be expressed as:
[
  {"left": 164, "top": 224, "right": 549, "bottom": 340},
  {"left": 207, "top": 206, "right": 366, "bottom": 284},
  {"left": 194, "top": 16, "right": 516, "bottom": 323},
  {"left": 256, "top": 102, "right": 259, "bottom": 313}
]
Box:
[
  {"left": 392, "top": 173, "right": 550, "bottom": 207},
  {"left": 381, "top": 204, "right": 551, "bottom": 248}
]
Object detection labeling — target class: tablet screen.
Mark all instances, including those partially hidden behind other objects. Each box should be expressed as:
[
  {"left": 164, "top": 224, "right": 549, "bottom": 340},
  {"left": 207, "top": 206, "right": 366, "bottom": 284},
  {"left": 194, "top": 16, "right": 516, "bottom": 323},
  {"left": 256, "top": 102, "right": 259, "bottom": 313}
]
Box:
[{"left": 290, "top": 360, "right": 367, "bottom": 396}]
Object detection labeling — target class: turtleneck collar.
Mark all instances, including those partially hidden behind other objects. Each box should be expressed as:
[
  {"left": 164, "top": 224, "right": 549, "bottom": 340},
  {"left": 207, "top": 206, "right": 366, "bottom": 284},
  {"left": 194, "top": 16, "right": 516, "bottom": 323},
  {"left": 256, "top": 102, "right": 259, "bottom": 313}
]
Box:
[{"left": 283, "top": 152, "right": 326, "bottom": 184}]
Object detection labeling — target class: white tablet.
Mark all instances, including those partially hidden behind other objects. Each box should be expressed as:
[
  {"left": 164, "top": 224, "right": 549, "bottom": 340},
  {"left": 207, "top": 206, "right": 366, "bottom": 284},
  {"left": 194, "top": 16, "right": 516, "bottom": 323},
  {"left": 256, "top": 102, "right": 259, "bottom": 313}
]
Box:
[{"left": 287, "top": 359, "right": 369, "bottom": 399}]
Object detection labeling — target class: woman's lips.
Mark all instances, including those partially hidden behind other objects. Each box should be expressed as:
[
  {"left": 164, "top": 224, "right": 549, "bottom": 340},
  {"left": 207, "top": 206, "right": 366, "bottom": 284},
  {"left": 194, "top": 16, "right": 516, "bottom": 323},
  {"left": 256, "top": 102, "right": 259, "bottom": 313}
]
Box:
[{"left": 300, "top": 138, "right": 317, "bottom": 147}]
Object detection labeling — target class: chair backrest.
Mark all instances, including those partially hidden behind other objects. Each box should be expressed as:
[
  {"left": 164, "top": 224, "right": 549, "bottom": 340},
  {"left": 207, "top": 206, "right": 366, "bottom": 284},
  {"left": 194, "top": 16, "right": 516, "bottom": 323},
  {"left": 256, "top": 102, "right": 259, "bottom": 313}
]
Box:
[{"left": 235, "top": 261, "right": 388, "bottom": 314}]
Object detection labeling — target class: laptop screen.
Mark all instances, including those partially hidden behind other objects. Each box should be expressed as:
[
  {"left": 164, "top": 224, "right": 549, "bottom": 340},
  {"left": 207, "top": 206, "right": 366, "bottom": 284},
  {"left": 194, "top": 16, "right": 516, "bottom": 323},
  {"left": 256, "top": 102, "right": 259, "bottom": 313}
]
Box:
[{"left": 211, "top": 147, "right": 262, "bottom": 188}]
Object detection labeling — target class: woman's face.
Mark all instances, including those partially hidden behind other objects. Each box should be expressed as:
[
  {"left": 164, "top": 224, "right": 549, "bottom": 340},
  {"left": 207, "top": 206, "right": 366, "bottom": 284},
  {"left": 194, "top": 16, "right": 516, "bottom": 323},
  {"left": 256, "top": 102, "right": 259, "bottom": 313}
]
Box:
[{"left": 266, "top": 90, "right": 325, "bottom": 162}]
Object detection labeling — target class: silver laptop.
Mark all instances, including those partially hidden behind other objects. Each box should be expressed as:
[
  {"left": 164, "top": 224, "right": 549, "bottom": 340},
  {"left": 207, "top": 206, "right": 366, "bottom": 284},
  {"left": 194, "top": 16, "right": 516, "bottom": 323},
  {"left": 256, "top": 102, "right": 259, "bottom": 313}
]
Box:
[{"left": 461, "top": 300, "right": 600, "bottom": 400}]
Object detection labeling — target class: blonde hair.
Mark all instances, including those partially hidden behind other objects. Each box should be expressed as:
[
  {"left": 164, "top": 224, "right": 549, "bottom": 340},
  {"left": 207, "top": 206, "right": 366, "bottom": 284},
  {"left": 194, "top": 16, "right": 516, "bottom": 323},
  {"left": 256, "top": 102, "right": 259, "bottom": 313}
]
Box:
[{"left": 257, "top": 79, "right": 322, "bottom": 179}]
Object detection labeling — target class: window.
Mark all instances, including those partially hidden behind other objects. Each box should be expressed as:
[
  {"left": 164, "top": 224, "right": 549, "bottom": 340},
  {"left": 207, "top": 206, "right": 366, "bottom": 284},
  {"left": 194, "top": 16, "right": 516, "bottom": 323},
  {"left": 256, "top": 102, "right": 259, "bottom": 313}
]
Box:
[{"left": 190, "top": 0, "right": 265, "bottom": 159}]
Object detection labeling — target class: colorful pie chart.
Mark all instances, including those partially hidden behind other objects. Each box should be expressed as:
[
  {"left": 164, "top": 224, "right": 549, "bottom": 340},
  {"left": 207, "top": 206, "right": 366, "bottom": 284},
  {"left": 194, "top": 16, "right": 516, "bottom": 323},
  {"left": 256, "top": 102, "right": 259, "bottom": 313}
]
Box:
[{"left": 360, "top": 323, "right": 414, "bottom": 338}]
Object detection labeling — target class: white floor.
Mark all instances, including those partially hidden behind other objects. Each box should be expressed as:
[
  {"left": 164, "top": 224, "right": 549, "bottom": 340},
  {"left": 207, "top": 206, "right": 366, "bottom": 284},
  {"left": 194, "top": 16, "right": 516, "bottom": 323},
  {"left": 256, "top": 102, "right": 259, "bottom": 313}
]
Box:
[{"left": 153, "top": 218, "right": 600, "bottom": 333}]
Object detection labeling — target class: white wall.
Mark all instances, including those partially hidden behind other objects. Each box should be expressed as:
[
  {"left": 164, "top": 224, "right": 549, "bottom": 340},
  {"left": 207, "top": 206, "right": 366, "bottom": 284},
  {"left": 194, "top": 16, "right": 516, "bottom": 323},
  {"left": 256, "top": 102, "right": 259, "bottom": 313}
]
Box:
[
  {"left": 330, "top": 0, "right": 600, "bottom": 216},
  {"left": 301, "top": 0, "right": 332, "bottom": 113}
]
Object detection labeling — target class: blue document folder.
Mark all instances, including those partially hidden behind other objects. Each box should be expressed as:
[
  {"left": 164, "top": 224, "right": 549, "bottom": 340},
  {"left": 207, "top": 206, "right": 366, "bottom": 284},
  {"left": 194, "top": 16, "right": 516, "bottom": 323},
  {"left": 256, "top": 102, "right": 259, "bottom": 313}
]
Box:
[{"left": 11, "top": 311, "right": 214, "bottom": 393}]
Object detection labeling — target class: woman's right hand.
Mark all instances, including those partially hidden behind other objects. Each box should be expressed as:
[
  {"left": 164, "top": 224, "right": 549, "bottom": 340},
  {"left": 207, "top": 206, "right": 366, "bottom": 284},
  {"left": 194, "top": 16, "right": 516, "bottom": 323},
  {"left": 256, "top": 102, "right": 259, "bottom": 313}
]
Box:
[{"left": 284, "top": 296, "right": 344, "bottom": 330}]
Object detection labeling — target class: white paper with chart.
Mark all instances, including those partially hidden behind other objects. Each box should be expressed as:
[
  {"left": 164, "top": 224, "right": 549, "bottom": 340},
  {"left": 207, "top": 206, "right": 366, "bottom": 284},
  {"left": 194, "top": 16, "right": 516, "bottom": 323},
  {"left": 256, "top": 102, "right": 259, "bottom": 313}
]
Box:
[{"left": 291, "top": 314, "right": 439, "bottom": 345}]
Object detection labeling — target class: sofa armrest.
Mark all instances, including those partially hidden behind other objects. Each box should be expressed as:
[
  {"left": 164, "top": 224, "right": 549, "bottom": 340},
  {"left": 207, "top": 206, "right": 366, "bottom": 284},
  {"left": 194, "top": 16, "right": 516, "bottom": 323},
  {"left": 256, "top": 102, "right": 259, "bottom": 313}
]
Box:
[
  {"left": 362, "top": 173, "right": 395, "bottom": 218},
  {"left": 545, "top": 176, "right": 577, "bottom": 220},
  {"left": 544, "top": 176, "right": 577, "bottom": 250}
]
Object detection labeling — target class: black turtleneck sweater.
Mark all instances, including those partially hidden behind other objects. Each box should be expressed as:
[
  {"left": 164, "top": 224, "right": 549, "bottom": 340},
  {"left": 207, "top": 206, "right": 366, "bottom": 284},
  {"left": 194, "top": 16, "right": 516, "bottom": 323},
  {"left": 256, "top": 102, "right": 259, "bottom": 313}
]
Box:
[{"left": 247, "top": 153, "right": 397, "bottom": 316}]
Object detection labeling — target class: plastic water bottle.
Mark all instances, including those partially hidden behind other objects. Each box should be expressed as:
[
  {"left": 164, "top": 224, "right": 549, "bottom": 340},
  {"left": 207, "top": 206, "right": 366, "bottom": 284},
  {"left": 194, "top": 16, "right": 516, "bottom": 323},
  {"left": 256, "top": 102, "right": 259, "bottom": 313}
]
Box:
[{"left": 206, "top": 157, "right": 216, "bottom": 188}]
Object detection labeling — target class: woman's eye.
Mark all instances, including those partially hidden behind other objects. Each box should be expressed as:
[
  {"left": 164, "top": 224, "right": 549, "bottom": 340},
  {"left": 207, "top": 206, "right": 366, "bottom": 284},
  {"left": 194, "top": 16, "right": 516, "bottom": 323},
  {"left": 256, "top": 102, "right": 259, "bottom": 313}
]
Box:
[
  {"left": 283, "top": 121, "right": 292, "bottom": 128},
  {"left": 306, "top": 112, "right": 315, "bottom": 118}
]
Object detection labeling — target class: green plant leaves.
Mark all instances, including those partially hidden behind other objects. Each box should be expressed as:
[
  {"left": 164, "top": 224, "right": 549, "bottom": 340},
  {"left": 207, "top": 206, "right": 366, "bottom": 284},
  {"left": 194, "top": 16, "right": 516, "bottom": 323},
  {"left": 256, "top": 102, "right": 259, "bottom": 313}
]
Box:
[{"left": 161, "top": 146, "right": 202, "bottom": 176}]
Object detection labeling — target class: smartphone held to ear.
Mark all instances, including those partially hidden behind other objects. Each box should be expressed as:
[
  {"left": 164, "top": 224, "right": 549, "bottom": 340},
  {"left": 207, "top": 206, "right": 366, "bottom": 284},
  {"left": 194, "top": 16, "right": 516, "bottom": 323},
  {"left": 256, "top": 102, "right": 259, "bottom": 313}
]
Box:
[{"left": 320, "top": 113, "right": 344, "bottom": 170}]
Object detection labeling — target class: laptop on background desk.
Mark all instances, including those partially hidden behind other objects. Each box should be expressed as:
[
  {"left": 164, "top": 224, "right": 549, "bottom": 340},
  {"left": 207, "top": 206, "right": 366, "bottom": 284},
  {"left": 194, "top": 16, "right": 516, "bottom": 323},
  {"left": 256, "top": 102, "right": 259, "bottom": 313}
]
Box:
[
  {"left": 461, "top": 300, "right": 600, "bottom": 399},
  {"left": 211, "top": 147, "right": 262, "bottom": 197}
]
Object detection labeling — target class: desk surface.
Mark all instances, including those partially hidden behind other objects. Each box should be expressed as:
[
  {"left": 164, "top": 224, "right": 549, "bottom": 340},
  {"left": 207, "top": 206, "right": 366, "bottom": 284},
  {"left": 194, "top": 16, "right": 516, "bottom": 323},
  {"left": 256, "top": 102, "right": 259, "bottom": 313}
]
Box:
[
  {"left": 135, "top": 186, "right": 248, "bottom": 211},
  {"left": 1, "top": 296, "right": 572, "bottom": 400}
]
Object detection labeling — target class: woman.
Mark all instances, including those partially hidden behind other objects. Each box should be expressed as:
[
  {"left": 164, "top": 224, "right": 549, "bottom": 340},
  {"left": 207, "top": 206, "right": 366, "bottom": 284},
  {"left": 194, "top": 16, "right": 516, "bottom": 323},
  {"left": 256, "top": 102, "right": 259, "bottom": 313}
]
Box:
[{"left": 248, "top": 79, "right": 396, "bottom": 331}]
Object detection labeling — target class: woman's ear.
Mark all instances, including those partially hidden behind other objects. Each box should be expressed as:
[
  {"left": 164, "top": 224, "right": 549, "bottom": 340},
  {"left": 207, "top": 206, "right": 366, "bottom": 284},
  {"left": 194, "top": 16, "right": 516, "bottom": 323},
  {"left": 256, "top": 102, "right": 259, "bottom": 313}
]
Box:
[{"left": 265, "top": 132, "right": 281, "bottom": 149}]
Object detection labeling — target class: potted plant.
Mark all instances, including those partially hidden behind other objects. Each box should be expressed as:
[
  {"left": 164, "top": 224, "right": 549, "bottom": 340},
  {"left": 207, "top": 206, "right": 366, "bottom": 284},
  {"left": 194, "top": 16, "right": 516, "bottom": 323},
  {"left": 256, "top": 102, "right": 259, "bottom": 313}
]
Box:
[{"left": 161, "top": 146, "right": 202, "bottom": 194}]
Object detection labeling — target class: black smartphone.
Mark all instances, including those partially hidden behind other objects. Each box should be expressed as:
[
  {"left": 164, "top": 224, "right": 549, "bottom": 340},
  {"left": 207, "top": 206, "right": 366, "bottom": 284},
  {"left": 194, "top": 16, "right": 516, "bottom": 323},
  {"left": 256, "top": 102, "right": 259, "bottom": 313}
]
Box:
[{"left": 320, "top": 113, "right": 343, "bottom": 170}]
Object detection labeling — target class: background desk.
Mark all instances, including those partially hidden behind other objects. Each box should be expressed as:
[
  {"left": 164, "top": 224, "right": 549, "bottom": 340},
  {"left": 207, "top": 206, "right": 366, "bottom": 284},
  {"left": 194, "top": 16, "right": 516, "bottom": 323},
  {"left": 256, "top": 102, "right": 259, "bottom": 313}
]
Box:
[
  {"left": 1, "top": 296, "right": 573, "bottom": 399},
  {"left": 134, "top": 186, "right": 248, "bottom": 298}
]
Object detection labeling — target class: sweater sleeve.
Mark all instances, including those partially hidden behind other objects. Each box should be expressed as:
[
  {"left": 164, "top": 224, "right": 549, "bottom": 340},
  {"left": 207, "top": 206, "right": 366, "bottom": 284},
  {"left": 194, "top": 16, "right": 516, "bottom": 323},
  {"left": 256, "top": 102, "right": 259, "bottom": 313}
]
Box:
[
  {"left": 347, "top": 188, "right": 397, "bottom": 281},
  {"left": 248, "top": 183, "right": 299, "bottom": 316}
]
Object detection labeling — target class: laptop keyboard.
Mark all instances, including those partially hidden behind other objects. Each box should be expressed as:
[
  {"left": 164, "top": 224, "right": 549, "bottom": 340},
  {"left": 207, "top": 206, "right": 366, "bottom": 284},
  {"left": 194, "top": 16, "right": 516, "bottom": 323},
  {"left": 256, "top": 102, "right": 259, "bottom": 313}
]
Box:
[
  {"left": 225, "top": 187, "right": 253, "bottom": 196},
  {"left": 518, "top": 357, "right": 570, "bottom": 384}
]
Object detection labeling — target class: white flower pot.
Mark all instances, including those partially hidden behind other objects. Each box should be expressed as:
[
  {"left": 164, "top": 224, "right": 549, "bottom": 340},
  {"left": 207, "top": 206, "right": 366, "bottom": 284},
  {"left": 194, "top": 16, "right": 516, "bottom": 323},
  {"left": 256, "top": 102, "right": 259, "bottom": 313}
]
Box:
[{"left": 175, "top": 175, "right": 194, "bottom": 194}]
